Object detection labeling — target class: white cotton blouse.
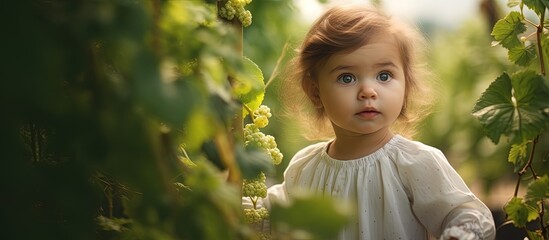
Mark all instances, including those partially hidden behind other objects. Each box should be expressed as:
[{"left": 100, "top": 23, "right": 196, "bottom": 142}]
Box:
[{"left": 259, "top": 135, "right": 496, "bottom": 240}]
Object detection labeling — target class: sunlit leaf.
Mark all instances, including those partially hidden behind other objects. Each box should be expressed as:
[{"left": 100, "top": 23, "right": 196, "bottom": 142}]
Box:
[
  {"left": 504, "top": 197, "right": 539, "bottom": 227},
  {"left": 271, "top": 193, "right": 351, "bottom": 240},
  {"left": 491, "top": 11, "right": 526, "bottom": 49},
  {"left": 508, "top": 44, "right": 537, "bottom": 66},
  {"left": 232, "top": 57, "right": 265, "bottom": 116},
  {"left": 472, "top": 71, "right": 549, "bottom": 144},
  {"left": 508, "top": 141, "right": 530, "bottom": 172},
  {"left": 526, "top": 175, "right": 549, "bottom": 203},
  {"left": 182, "top": 109, "right": 217, "bottom": 152}
]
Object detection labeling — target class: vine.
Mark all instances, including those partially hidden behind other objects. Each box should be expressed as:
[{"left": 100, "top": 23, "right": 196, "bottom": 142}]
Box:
[
  {"left": 472, "top": 1, "right": 549, "bottom": 239},
  {"left": 3, "top": 0, "right": 348, "bottom": 239}
]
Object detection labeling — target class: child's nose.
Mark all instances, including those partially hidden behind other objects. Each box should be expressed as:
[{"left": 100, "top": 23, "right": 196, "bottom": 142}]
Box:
[{"left": 358, "top": 84, "right": 378, "bottom": 100}]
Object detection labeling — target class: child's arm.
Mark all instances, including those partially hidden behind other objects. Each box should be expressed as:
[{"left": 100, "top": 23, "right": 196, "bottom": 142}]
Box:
[
  {"left": 397, "top": 147, "right": 496, "bottom": 240},
  {"left": 439, "top": 201, "right": 496, "bottom": 240}
]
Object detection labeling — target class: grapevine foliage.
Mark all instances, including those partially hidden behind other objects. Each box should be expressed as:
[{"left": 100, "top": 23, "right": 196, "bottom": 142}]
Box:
[
  {"left": 472, "top": 1, "right": 549, "bottom": 239},
  {"left": 2, "top": 0, "right": 350, "bottom": 239}
]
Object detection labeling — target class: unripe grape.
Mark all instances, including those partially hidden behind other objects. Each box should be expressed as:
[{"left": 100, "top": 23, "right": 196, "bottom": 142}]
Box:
[
  {"left": 254, "top": 115, "right": 268, "bottom": 128},
  {"left": 269, "top": 148, "right": 283, "bottom": 165},
  {"left": 243, "top": 207, "right": 268, "bottom": 223},
  {"left": 219, "top": 0, "right": 253, "bottom": 27},
  {"left": 242, "top": 172, "right": 267, "bottom": 197}
]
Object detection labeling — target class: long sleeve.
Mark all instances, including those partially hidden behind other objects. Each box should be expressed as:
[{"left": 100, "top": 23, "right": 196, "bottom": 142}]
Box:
[{"left": 395, "top": 144, "right": 496, "bottom": 239}]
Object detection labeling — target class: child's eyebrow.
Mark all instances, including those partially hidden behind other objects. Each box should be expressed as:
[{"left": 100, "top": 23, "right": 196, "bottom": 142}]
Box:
[
  {"left": 329, "top": 61, "right": 399, "bottom": 73},
  {"left": 329, "top": 65, "right": 356, "bottom": 73},
  {"left": 374, "top": 61, "right": 399, "bottom": 69}
]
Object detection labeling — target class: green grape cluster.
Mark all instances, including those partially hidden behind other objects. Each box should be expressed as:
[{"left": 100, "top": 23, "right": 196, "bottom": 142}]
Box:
[
  {"left": 242, "top": 172, "right": 267, "bottom": 198},
  {"left": 253, "top": 105, "right": 271, "bottom": 128},
  {"left": 218, "top": 0, "right": 253, "bottom": 27},
  {"left": 242, "top": 105, "right": 280, "bottom": 239},
  {"left": 243, "top": 207, "right": 269, "bottom": 224},
  {"left": 244, "top": 123, "right": 283, "bottom": 165},
  {"left": 243, "top": 105, "right": 283, "bottom": 165}
]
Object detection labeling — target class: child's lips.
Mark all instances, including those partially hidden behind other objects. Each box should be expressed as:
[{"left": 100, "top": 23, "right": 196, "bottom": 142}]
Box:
[{"left": 356, "top": 108, "right": 380, "bottom": 118}]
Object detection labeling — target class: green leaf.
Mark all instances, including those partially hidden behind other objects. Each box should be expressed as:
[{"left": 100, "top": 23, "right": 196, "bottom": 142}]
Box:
[
  {"left": 508, "top": 141, "right": 530, "bottom": 172},
  {"left": 271, "top": 193, "right": 351, "bottom": 240},
  {"left": 491, "top": 11, "right": 526, "bottom": 50},
  {"left": 523, "top": 0, "right": 548, "bottom": 16},
  {"left": 504, "top": 197, "right": 539, "bottom": 227},
  {"left": 181, "top": 109, "right": 217, "bottom": 152},
  {"left": 508, "top": 44, "right": 537, "bottom": 66},
  {"left": 472, "top": 70, "right": 549, "bottom": 144},
  {"left": 232, "top": 57, "right": 265, "bottom": 116},
  {"left": 526, "top": 175, "right": 549, "bottom": 203},
  {"left": 235, "top": 144, "right": 274, "bottom": 179},
  {"left": 507, "top": 0, "right": 521, "bottom": 7}
]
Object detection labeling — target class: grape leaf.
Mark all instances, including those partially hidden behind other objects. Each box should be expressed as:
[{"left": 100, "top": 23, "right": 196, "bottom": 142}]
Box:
[
  {"left": 232, "top": 57, "right": 265, "bottom": 116},
  {"left": 491, "top": 11, "right": 526, "bottom": 50},
  {"left": 523, "top": 0, "right": 549, "bottom": 16},
  {"left": 508, "top": 44, "right": 537, "bottom": 66},
  {"left": 472, "top": 70, "right": 549, "bottom": 144},
  {"left": 526, "top": 175, "right": 549, "bottom": 203},
  {"left": 508, "top": 141, "right": 529, "bottom": 172},
  {"left": 504, "top": 197, "right": 539, "bottom": 227}
]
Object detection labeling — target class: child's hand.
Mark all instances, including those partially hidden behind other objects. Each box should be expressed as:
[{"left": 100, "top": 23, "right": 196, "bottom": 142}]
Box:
[{"left": 440, "top": 224, "right": 481, "bottom": 240}]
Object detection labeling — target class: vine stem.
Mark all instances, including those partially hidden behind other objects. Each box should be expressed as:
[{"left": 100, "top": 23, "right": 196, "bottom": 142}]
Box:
[
  {"left": 534, "top": 9, "right": 546, "bottom": 240},
  {"left": 514, "top": 135, "right": 539, "bottom": 197},
  {"left": 217, "top": 0, "right": 244, "bottom": 186},
  {"left": 265, "top": 41, "right": 289, "bottom": 89},
  {"left": 243, "top": 103, "right": 255, "bottom": 121},
  {"left": 513, "top": 174, "right": 522, "bottom": 197},
  {"left": 519, "top": 136, "right": 539, "bottom": 176},
  {"left": 536, "top": 10, "right": 545, "bottom": 76},
  {"left": 528, "top": 8, "right": 549, "bottom": 239}
]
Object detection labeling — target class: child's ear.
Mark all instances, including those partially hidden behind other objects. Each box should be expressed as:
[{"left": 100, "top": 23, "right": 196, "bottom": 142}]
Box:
[{"left": 302, "top": 78, "right": 323, "bottom": 108}]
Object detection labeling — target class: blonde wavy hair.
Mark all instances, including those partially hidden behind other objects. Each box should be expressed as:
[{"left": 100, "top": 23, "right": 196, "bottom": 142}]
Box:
[{"left": 281, "top": 4, "right": 435, "bottom": 140}]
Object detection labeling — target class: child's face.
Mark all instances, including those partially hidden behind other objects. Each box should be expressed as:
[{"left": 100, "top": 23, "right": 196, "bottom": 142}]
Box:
[{"left": 314, "top": 34, "right": 405, "bottom": 137}]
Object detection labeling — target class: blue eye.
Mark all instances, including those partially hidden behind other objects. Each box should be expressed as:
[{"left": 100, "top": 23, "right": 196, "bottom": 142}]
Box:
[
  {"left": 377, "top": 72, "right": 392, "bottom": 81},
  {"left": 337, "top": 74, "right": 356, "bottom": 84}
]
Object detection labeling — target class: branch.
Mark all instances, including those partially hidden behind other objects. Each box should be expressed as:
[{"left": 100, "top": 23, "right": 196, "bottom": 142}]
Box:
[
  {"left": 536, "top": 11, "right": 545, "bottom": 76},
  {"left": 514, "top": 136, "right": 539, "bottom": 197},
  {"left": 519, "top": 135, "right": 539, "bottom": 176}
]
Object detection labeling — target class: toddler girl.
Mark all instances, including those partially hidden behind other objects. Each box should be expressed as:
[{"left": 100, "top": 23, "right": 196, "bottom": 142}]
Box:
[{"left": 256, "top": 4, "right": 495, "bottom": 240}]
